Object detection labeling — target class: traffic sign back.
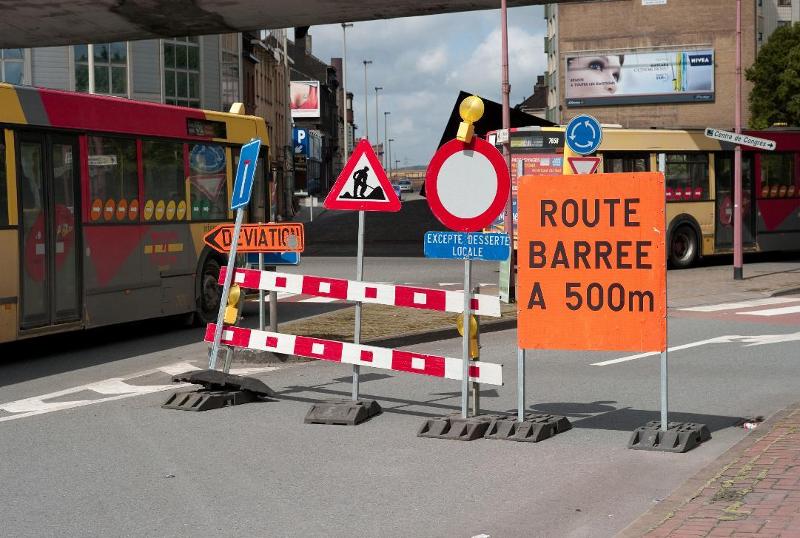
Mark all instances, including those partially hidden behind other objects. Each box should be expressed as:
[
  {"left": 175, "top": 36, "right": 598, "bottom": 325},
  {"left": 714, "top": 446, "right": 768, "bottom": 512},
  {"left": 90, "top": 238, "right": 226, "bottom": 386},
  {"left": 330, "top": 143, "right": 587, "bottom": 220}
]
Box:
[
  {"left": 324, "top": 139, "right": 400, "bottom": 211},
  {"left": 231, "top": 139, "right": 261, "bottom": 210}
]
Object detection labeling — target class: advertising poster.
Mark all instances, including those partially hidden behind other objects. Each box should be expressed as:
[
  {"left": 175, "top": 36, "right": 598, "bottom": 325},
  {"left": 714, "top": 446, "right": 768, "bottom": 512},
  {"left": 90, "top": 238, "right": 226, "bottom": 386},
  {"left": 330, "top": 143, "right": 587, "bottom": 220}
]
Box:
[
  {"left": 566, "top": 49, "right": 714, "bottom": 107},
  {"left": 290, "top": 81, "right": 320, "bottom": 118}
]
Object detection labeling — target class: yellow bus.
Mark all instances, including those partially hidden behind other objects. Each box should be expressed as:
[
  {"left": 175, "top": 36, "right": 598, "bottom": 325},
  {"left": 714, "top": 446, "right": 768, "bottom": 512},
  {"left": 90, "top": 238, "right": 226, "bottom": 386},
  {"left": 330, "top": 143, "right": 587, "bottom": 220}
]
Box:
[{"left": 0, "top": 83, "right": 268, "bottom": 343}]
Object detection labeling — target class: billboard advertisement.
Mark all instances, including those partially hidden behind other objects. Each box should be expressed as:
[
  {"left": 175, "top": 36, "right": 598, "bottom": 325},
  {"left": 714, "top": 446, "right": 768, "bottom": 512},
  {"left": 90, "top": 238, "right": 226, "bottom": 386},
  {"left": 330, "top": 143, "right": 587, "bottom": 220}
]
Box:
[
  {"left": 565, "top": 49, "right": 714, "bottom": 107},
  {"left": 290, "top": 81, "right": 320, "bottom": 118}
]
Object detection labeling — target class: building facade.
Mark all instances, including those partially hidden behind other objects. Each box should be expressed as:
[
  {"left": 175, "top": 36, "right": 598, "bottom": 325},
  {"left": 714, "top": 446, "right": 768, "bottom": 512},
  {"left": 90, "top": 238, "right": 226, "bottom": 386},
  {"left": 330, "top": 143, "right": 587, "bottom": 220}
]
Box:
[{"left": 545, "top": 0, "right": 797, "bottom": 129}]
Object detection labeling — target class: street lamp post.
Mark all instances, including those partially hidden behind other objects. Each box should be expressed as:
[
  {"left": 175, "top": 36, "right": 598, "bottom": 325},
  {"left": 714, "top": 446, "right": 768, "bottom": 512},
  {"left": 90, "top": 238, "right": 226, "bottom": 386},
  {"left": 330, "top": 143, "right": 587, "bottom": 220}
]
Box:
[
  {"left": 384, "top": 111, "right": 391, "bottom": 169},
  {"left": 341, "top": 23, "right": 353, "bottom": 160},
  {"left": 388, "top": 137, "right": 395, "bottom": 178},
  {"left": 363, "top": 60, "right": 372, "bottom": 140},
  {"left": 374, "top": 86, "right": 383, "bottom": 158}
]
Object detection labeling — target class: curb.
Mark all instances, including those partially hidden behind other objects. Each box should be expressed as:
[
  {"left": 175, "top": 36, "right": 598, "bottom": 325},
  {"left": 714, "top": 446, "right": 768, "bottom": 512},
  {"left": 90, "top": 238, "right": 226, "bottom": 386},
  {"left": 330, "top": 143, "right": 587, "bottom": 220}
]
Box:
[
  {"left": 365, "top": 316, "right": 517, "bottom": 349},
  {"left": 616, "top": 401, "right": 800, "bottom": 538},
  {"left": 771, "top": 286, "right": 800, "bottom": 297}
]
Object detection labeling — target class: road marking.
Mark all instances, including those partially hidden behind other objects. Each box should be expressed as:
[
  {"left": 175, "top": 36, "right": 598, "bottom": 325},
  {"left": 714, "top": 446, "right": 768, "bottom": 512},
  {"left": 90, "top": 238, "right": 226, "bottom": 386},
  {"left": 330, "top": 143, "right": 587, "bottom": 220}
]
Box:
[
  {"left": 679, "top": 297, "right": 798, "bottom": 312},
  {"left": 592, "top": 331, "right": 800, "bottom": 366},
  {"left": 739, "top": 305, "right": 800, "bottom": 317},
  {"left": 0, "top": 363, "right": 278, "bottom": 424}
]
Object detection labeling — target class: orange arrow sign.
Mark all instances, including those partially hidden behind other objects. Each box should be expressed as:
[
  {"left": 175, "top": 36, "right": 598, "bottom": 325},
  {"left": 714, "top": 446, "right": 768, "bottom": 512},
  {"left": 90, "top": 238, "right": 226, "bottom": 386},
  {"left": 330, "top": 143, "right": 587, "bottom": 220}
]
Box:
[{"left": 204, "top": 223, "right": 305, "bottom": 254}]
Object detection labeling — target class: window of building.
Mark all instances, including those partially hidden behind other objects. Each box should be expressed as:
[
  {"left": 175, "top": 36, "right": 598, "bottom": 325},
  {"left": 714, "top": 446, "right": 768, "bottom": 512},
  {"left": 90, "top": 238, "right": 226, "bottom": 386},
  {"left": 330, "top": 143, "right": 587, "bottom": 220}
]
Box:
[
  {"left": 142, "top": 140, "right": 185, "bottom": 221},
  {"left": 0, "top": 136, "right": 7, "bottom": 225},
  {"left": 164, "top": 37, "right": 200, "bottom": 108},
  {"left": 760, "top": 153, "right": 797, "bottom": 198},
  {"left": 74, "top": 43, "right": 127, "bottom": 96},
  {"left": 665, "top": 153, "right": 710, "bottom": 201},
  {"left": 188, "top": 143, "right": 228, "bottom": 220},
  {"left": 87, "top": 136, "right": 139, "bottom": 222},
  {"left": 778, "top": 0, "right": 791, "bottom": 7},
  {"left": 0, "top": 49, "right": 24, "bottom": 84},
  {"left": 777, "top": 20, "right": 791, "bottom": 28},
  {"left": 221, "top": 34, "right": 240, "bottom": 112}
]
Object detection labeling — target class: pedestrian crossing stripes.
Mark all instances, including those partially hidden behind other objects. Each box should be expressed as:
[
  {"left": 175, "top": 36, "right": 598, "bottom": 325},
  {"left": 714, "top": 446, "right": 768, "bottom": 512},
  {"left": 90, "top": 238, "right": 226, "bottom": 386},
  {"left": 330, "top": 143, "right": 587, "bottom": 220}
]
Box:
[{"left": 675, "top": 296, "right": 800, "bottom": 323}]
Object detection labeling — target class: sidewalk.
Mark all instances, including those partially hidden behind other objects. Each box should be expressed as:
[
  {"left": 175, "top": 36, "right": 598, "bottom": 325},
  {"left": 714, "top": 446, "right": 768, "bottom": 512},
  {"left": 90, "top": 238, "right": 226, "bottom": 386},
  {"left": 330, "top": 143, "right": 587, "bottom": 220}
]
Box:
[{"left": 620, "top": 403, "right": 800, "bottom": 537}]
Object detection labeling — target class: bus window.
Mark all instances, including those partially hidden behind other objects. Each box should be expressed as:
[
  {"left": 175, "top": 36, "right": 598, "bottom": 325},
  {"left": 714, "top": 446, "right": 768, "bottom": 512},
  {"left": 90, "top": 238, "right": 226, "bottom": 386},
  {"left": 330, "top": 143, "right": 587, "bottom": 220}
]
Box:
[
  {"left": 665, "top": 153, "right": 709, "bottom": 201},
  {"left": 143, "top": 140, "right": 184, "bottom": 221},
  {"left": 188, "top": 143, "right": 227, "bottom": 220},
  {"left": 0, "top": 136, "right": 7, "bottom": 225},
  {"left": 87, "top": 136, "right": 138, "bottom": 222},
  {"left": 604, "top": 153, "right": 650, "bottom": 173},
  {"left": 760, "top": 153, "right": 795, "bottom": 198}
]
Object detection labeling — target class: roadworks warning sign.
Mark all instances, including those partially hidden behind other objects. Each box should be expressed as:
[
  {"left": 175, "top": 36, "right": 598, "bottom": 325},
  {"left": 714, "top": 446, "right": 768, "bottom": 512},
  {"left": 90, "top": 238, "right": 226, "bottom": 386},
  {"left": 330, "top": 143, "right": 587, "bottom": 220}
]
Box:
[{"left": 517, "top": 172, "right": 666, "bottom": 352}]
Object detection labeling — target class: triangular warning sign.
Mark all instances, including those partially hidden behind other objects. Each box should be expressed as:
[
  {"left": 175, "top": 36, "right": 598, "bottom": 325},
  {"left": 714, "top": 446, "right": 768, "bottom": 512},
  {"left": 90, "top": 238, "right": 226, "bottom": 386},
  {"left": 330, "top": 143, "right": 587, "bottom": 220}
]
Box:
[
  {"left": 324, "top": 139, "right": 401, "bottom": 212},
  {"left": 190, "top": 174, "right": 226, "bottom": 199},
  {"left": 567, "top": 156, "right": 601, "bottom": 175}
]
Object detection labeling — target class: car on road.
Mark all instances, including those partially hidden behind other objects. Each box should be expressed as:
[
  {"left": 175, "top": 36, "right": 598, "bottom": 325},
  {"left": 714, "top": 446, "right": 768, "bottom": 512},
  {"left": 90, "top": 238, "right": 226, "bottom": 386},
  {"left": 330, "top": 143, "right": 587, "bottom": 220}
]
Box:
[
  {"left": 392, "top": 183, "right": 403, "bottom": 201},
  {"left": 398, "top": 180, "right": 413, "bottom": 193}
]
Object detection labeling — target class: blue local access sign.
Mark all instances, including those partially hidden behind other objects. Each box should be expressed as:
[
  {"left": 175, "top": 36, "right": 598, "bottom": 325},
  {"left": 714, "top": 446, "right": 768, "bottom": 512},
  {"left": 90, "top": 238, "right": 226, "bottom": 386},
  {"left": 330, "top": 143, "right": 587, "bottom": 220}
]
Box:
[
  {"left": 566, "top": 114, "right": 603, "bottom": 155},
  {"left": 424, "top": 231, "right": 511, "bottom": 262},
  {"left": 246, "top": 252, "right": 300, "bottom": 266},
  {"left": 231, "top": 138, "right": 261, "bottom": 210}
]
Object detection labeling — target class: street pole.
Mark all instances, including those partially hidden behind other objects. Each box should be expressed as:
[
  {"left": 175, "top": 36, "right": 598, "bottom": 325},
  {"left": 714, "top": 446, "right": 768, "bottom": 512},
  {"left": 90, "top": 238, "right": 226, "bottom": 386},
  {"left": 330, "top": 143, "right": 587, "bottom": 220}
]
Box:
[
  {"left": 388, "top": 138, "right": 394, "bottom": 178},
  {"left": 384, "top": 112, "right": 391, "bottom": 169},
  {"left": 341, "top": 23, "right": 353, "bottom": 160},
  {"left": 734, "top": 0, "right": 744, "bottom": 280},
  {"left": 374, "top": 86, "right": 383, "bottom": 158},
  {"left": 363, "top": 60, "right": 372, "bottom": 140},
  {"left": 461, "top": 259, "right": 472, "bottom": 418},
  {"left": 500, "top": 0, "right": 515, "bottom": 303}
]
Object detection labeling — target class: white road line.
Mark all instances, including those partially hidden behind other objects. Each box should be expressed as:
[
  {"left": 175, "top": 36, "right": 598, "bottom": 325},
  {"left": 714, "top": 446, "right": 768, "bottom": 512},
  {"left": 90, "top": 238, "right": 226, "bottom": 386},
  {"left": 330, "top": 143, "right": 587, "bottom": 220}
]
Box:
[
  {"left": 738, "top": 305, "right": 800, "bottom": 317},
  {"left": 0, "top": 363, "right": 279, "bottom": 424},
  {"left": 679, "top": 297, "right": 798, "bottom": 312},
  {"left": 593, "top": 331, "right": 800, "bottom": 366}
]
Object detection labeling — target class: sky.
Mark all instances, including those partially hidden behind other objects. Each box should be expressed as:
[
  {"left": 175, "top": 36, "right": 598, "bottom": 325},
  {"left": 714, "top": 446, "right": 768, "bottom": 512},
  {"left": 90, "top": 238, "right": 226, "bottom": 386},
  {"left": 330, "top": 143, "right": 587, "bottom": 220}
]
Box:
[{"left": 300, "top": 5, "right": 546, "bottom": 167}]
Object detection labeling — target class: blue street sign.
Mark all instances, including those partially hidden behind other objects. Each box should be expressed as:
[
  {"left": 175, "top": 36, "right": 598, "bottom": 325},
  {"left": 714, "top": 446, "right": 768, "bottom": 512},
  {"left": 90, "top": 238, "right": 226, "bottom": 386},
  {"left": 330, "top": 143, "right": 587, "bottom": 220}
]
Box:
[
  {"left": 246, "top": 252, "right": 300, "bottom": 266},
  {"left": 424, "top": 231, "right": 511, "bottom": 262},
  {"left": 566, "top": 114, "right": 603, "bottom": 155},
  {"left": 231, "top": 139, "right": 261, "bottom": 210}
]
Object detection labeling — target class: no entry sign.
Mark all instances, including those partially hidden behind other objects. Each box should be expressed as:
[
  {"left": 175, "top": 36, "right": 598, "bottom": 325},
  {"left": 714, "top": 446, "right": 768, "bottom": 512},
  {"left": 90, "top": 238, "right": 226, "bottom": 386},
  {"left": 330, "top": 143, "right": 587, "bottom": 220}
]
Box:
[
  {"left": 517, "top": 172, "right": 666, "bottom": 352},
  {"left": 425, "top": 137, "right": 509, "bottom": 232}
]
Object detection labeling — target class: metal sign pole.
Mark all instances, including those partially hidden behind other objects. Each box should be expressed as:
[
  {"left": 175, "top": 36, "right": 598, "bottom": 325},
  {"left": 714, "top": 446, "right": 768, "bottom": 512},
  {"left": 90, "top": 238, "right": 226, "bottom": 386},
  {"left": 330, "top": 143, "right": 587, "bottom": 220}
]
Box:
[
  {"left": 258, "top": 252, "right": 265, "bottom": 331},
  {"left": 352, "top": 209, "right": 366, "bottom": 400},
  {"left": 461, "top": 258, "right": 472, "bottom": 418},
  {"left": 209, "top": 207, "right": 245, "bottom": 370},
  {"left": 517, "top": 347, "right": 525, "bottom": 422}
]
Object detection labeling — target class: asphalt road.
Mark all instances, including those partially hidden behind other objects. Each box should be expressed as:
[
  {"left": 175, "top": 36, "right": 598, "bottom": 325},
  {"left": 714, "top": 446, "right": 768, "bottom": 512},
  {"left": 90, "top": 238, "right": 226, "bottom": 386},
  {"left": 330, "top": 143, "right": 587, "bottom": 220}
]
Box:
[{"left": 1, "top": 258, "right": 799, "bottom": 537}]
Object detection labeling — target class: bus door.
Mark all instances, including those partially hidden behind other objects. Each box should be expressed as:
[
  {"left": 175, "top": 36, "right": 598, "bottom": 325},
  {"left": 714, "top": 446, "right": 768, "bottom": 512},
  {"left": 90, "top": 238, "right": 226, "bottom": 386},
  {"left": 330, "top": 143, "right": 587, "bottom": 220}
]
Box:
[
  {"left": 17, "top": 132, "right": 81, "bottom": 330},
  {"left": 603, "top": 152, "right": 651, "bottom": 173},
  {"left": 714, "top": 152, "right": 755, "bottom": 249}
]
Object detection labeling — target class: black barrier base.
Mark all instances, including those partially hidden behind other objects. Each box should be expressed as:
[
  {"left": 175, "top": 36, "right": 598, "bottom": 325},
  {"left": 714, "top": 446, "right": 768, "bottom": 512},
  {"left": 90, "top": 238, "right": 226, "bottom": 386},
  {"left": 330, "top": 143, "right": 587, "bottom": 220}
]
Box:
[
  {"left": 628, "top": 421, "right": 711, "bottom": 453},
  {"left": 484, "top": 413, "right": 572, "bottom": 443},
  {"left": 417, "top": 414, "right": 493, "bottom": 441},
  {"left": 162, "top": 369, "right": 275, "bottom": 412},
  {"left": 304, "top": 399, "right": 382, "bottom": 425}
]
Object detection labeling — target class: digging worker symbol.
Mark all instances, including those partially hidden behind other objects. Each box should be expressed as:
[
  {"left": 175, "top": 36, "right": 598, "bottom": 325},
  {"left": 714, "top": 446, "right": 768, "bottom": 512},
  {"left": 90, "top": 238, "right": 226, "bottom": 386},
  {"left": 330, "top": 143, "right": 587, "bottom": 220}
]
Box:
[{"left": 352, "top": 165, "right": 370, "bottom": 199}]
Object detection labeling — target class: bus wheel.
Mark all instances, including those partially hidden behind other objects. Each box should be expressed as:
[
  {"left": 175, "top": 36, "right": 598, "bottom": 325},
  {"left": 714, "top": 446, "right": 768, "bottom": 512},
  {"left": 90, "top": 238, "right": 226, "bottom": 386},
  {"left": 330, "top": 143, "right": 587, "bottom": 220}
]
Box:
[
  {"left": 669, "top": 225, "right": 698, "bottom": 268},
  {"left": 197, "top": 258, "right": 222, "bottom": 324}
]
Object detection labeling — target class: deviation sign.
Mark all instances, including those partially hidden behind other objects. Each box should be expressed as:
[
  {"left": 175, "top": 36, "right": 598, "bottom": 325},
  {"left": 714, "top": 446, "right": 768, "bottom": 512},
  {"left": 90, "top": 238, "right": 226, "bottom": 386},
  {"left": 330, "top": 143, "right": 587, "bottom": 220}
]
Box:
[
  {"left": 423, "top": 231, "right": 510, "bottom": 261},
  {"left": 204, "top": 223, "right": 304, "bottom": 254},
  {"left": 517, "top": 172, "right": 666, "bottom": 352},
  {"left": 704, "top": 128, "right": 776, "bottom": 151}
]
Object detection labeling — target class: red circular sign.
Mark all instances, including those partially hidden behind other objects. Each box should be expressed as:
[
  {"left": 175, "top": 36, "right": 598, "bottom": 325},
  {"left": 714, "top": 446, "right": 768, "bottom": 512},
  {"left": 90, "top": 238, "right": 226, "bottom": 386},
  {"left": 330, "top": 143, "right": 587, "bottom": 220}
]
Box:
[{"left": 425, "top": 136, "right": 510, "bottom": 232}]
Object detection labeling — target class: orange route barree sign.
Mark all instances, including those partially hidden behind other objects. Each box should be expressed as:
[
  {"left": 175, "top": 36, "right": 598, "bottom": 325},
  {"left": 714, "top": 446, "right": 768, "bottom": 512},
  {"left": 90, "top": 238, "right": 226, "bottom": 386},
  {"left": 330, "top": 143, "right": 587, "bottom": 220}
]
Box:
[
  {"left": 517, "top": 172, "right": 666, "bottom": 352},
  {"left": 204, "top": 223, "right": 304, "bottom": 254}
]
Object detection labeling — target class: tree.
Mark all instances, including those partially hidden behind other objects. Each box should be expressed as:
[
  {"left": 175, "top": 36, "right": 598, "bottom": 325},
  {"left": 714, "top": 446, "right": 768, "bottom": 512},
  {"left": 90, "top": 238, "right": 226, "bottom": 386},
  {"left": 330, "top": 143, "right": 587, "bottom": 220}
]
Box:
[{"left": 746, "top": 23, "right": 800, "bottom": 128}]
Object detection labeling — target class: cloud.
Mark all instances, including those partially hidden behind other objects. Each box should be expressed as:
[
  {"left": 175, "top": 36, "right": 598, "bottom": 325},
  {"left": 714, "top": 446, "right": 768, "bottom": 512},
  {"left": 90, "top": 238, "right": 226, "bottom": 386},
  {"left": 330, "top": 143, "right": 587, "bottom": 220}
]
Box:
[{"left": 301, "top": 6, "right": 545, "bottom": 166}]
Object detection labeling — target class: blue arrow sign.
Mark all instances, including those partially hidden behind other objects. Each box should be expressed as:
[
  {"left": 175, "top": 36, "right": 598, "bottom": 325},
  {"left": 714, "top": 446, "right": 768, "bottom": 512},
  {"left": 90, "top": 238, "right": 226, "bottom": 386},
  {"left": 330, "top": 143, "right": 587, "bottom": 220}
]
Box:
[
  {"left": 231, "top": 139, "right": 261, "bottom": 210},
  {"left": 246, "top": 252, "right": 300, "bottom": 266},
  {"left": 424, "top": 231, "right": 511, "bottom": 262},
  {"left": 565, "top": 114, "right": 603, "bottom": 156}
]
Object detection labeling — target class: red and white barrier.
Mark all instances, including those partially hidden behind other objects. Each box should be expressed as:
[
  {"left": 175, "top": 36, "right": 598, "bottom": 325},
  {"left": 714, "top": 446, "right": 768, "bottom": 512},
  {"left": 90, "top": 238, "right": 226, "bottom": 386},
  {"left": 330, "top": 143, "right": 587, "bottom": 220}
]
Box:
[
  {"left": 220, "top": 268, "right": 502, "bottom": 317},
  {"left": 205, "top": 324, "right": 503, "bottom": 386}
]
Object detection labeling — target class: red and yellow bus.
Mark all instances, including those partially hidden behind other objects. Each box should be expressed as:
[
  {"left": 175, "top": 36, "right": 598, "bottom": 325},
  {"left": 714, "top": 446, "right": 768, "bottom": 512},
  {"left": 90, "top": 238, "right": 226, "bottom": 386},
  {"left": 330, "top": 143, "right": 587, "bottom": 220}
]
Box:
[
  {"left": 492, "top": 126, "right": 800, "bottom": 268},
  {"left": 0, "top": 83, "right": 268, "bottom": 343}
]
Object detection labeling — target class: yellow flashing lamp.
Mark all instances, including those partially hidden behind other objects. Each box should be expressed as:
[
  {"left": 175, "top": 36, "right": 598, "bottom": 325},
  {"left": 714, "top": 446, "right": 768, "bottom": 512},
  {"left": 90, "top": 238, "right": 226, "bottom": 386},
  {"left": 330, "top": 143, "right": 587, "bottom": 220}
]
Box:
[
  {"left": 456, "top": 313, "right": 480, "bottom": 359},
  {"left": 457, "top": 95, "right": 485, "bottom": 143},
  {"left": 223, "top": 284, "right": 243, "bottom": 324}
]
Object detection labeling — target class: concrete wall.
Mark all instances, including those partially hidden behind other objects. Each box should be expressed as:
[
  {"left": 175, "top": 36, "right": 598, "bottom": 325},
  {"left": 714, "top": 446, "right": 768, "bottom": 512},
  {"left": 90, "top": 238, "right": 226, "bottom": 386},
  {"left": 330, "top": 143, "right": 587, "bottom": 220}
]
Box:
[{"left": 558, "top": 0, "right": 757, "bottom": 130}]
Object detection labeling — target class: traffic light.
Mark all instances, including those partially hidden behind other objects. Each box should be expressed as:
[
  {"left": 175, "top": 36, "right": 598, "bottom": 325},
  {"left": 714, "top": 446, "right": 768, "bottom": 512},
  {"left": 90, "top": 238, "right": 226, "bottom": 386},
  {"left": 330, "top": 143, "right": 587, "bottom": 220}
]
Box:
[
  {"left": 223, "top": 283, "right": 244, "bottom": 325},
  {"left": 455, "top": 313, "right": 480, "bottom": 359}
]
